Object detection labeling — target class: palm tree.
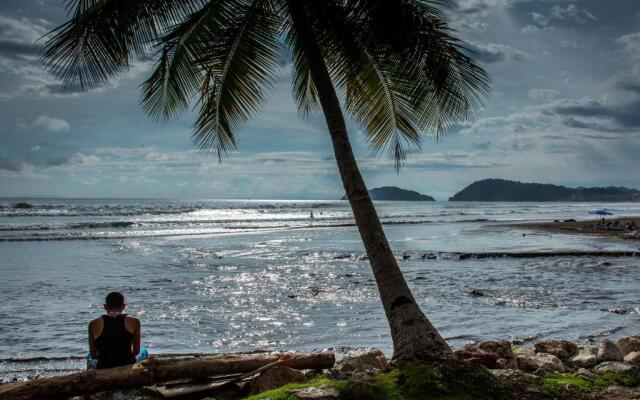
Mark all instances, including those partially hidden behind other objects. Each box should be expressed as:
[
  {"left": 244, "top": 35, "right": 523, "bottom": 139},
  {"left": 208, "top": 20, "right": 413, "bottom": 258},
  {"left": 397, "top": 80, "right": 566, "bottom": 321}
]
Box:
[{"left": 43, "top": 0, "right": 488, "bottom": 362}]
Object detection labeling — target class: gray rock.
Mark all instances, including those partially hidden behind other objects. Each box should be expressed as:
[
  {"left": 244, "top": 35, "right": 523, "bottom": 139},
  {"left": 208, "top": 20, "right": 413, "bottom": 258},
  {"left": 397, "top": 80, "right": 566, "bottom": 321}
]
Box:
[
  {"left": 594, "top": 361, "right": 638, "bottom": 374},
  {"left": 598, "top": 339, "right": 625, "bottom": 362},
  {"left": 567, "top": 346, "right": 597, "bottom": 368},
  {"left": 534, "top": 353, "right": 565, "bottom": 373},
  {"left": 623, "top": 351, "right": 640, "bottom": 366},
  {"left": 454, "top": 340, "right": 517, "bottom": 370},
  {"left": 496, "top": 357, "right": 518, "bottom": 370},
  {"left": 534, "top": 340, "right": 578, "bottom": 360},
  {"left": 513, "top": 346, "right": 536, "bottom": 357},
  {"left": 490, "top": 368, "right": 537, "bottom": 382},
  {"left": 289, "top": 385, "right": 340, "bottom": 400},
  {"left": 605, "top": 385, "right": 640, "bottom": 398},
  {"left": 516, "top": 355, "right": 539, "bottom": 373},
  {"left": 617, "top": 335, "right": 640, "bottom": 356},
  {"left": 242, "top": 365, "right": 306, "bottom": 396},
  {"left": 330, "top": 348, "right": 387, "bottom": 378},
  {"left": 453, "top": 349, "right": 498, "bottom": 369},
  {"left": 575, "top": 368, "right": 598, "bottom": 379}
]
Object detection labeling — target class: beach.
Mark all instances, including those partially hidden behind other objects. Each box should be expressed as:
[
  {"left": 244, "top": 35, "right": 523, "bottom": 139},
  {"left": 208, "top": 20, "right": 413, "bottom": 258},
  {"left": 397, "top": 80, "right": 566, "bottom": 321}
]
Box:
[{"left": 513, "top": 218, "right": 640, "bottom": 243}]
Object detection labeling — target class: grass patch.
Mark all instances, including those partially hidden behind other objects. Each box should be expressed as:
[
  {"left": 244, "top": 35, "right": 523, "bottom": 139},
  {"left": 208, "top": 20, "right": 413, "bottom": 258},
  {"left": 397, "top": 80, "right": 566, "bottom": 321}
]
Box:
[
  {"left": 244, "top": 361, "right": 507, "bottom": 400},
  {"left": 341, "top": 360, "right": 508, "bottom": 400},
  {"left": 524, "top": 371, "right": 640, "bottom": 397},
  {"left": 244, "top": 377, "right": 346, "bottom": 400}
]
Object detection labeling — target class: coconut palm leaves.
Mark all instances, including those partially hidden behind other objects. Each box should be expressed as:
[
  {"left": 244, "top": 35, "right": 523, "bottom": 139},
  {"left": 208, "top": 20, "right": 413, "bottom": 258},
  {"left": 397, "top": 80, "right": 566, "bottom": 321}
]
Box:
[{"left": 43, "top": 0, "right": 488, "bottom": 166}]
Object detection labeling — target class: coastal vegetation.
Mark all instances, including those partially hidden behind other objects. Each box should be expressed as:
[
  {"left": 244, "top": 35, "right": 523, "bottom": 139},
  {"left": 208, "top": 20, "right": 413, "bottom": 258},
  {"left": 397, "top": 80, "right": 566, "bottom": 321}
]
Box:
[
  {"left": 450, "top": 179, "right": 640, "bottom": 202},
  {"left": 340, "top": 186, "right": 435, "bottom": 201},
  {"left": 42, "top": 0, "right": 488, "bottom": 362}
]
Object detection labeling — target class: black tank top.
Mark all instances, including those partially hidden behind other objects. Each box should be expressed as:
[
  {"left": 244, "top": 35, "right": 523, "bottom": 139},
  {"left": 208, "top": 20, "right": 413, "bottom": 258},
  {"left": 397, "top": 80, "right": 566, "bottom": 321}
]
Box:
[{"left": 95, "top": 314, "right": 135, "bottom": 369}]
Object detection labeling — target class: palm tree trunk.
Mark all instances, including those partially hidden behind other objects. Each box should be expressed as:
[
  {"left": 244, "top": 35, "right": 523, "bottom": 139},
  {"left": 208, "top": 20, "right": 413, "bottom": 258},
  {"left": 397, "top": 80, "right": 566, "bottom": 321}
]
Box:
[{"left": 287, "top": 0, "right": 451, "bottom": 362}]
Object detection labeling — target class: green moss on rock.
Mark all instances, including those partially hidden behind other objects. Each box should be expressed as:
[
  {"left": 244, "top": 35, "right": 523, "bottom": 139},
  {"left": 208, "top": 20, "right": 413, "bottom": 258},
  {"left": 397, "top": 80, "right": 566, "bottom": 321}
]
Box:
[
  {"left": 244, "top": 360, "right": 508, "bottom": 400},
  {"left": 341, "top": 360, "right": 508, "bottom": 400},
  {"left": 522, "top": 370, "right": 640, "bottom": 397},
  {"left": 244, "top": 377, "right": 347, "bottom": 400}
]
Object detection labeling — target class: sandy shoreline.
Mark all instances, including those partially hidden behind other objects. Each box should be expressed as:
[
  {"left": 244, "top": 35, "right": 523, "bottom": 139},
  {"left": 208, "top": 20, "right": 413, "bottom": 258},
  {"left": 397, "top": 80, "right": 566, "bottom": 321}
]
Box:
[{"left": 512, "top": 217, "right": 640, "bottom": 243}]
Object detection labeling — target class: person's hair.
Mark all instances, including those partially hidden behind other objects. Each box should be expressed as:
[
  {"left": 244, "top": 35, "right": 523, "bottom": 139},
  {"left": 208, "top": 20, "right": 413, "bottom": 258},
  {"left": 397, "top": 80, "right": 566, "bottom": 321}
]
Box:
[{"left": 105, "top": 292, "right": 125, "bottom": 309}]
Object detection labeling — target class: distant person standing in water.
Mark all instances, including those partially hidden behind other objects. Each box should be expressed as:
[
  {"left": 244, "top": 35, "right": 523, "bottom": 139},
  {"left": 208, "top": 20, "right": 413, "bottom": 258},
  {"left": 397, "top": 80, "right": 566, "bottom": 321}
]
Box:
[{"left": 87, "top": 292, "right": 148, "bottom": 369}]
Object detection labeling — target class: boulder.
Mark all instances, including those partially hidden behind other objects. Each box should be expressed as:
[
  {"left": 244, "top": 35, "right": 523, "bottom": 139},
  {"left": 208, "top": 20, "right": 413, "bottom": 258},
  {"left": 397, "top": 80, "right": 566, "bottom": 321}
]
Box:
[
  {"left": 490, "top": 368, "right": 536, "bottom": 382},
  {"left": 289, "top": 385, "right": 340, "bottom": 400},
  {"left": 534, "top": 340, "right": 577, "bottom": 360},
  {"left": 473, "top": 340, "right": 515, "bottom": 359},
  {"left": 453, "top": 349, "right": 498, "bottom": 369},
  {"left": 513, "top": 346, "right": 536, "bottom": 358},
  {"left": 575, "top": 368, "right": 598, "bottom": 379},
  {"left": 241, "top": 366, "right": 306, "bottom": 396},
  {"left": 623, "top": 351, "right": 640, "bottom": 366},
  {"left": 594, "top": 361, "right": 638, "bottom": 375},
  {"left": 567, "top": 347, "right": 597, "bottom": 368},
  {"left": 605, "top": 385, "right": 640, "bottom": 398},
  {"left": 617, "top": 335, "right": 640, "bottom": 356},
  {"left": 516, "top": 355, "right": 539, "bottom": 373},
  {"left": 597, "top": 339, "right": 625, "bottom": 362},
  {"left": 330, "top": 348, "right": 387, "bottom": 378},
  {"left": 454, "top": 340, "right": 516, "bottom": 370},
  {"left": 343, "top": 372, "right": 377, "bottom": 399},
  {"left": 496, "top": 357, "right": 518, "bottom": 370},
  {"left": 534, "top": 353, "right": 565, "bottom": 373}
]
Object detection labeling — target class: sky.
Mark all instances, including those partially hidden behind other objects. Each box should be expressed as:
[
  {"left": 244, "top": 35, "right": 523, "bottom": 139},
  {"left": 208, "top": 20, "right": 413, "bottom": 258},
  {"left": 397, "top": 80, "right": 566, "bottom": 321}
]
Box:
[{"left": 1, "top": 0, "right": 639, "bottom": 200}]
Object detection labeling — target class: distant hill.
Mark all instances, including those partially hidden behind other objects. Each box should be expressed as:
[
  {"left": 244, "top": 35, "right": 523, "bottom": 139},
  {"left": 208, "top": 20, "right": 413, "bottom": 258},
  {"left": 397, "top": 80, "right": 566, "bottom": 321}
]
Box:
[
  {"left": 341, "top": 186, "right": 435, "bottom": 201},
  {"left": 449, "top": 179, "right": 640, "bottom": 202}
]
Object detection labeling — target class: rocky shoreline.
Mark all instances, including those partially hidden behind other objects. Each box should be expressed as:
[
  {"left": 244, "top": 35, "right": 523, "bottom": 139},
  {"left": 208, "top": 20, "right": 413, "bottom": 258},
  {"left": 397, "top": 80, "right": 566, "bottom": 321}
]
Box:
[{"left": 9, "top": 333, "right": 634, "bottom": 400}]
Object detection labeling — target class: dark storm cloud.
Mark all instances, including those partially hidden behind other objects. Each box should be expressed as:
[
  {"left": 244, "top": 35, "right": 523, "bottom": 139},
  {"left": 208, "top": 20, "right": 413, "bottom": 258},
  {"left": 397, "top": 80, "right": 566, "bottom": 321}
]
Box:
[
  {"left": 0, "top": 40, "right": 40, "bottom": 59},
  {"left": 0, "top": 14, "right": 48, "bottom": 59},
  {"left": 551, "top": 99, "right": 640, "bottom": 130},
  {"left": 0, "top": 155, "right": 33, "bottom": 173}
]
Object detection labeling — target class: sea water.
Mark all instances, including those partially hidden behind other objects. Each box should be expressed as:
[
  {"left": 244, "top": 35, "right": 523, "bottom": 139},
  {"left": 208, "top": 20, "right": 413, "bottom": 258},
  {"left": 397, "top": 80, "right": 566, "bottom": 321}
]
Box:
[{"left": 1, "top": 199, "right": 639, "bottom": 381}]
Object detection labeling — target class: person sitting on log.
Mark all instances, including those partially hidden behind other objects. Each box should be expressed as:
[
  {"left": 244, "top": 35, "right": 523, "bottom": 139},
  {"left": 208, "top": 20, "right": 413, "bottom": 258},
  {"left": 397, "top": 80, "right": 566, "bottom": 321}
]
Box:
[{"left": 87, "top": 292, "right": 148, "bottom": 369}]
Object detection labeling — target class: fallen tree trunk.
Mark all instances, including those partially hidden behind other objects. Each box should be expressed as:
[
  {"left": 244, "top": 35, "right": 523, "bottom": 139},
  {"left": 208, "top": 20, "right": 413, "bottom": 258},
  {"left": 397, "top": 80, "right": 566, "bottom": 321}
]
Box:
[{"left": 0, "top": 351, "right": 335, "bottom": 400}]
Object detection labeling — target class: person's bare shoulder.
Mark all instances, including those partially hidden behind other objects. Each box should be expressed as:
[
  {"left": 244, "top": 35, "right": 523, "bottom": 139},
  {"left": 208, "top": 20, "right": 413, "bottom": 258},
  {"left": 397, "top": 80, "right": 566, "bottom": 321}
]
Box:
[
  {"left": 125, "top": 315, "right": 141, "bottom": 331},
  {"left": 88, "top": 317, "right": 103, "bottom": 337}
]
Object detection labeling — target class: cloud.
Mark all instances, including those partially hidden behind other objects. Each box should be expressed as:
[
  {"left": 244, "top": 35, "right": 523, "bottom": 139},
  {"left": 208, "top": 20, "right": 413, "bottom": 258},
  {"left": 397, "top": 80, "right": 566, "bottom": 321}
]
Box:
[
  {"left": 531, "top": 12, "right": 549, "bottom": 27},
  {"left": 611, "top": 32, "right": 640, "bottom": 95},
  {"left": 528, "top": 88, "right": 560, "bottom": 101},
  {"left": 0, "top": 15, "right": 48, "bottom": 60},
  {"left": 550, "top": 4, "right": 596, "bottom": 24},
  {"left": 0, "top": 155, "right": 34, "bottom": 176},
  {"left": 522, "top": 4, "right": 596, "bottom": 35},
  {"left": 616, "top": 32, "right": 640, "bottom": 62},
  {"left": 466, "top": 41, "right": 528, "bottom": 63},
  {"left": 520, "top": 24, "right": 541, "bottom": 35},
  {"left": 18, "top": 115, "right": 70, "bottom": 132},
  {"left": 550, "top": 98, "right": 640, "bottom": 130}
]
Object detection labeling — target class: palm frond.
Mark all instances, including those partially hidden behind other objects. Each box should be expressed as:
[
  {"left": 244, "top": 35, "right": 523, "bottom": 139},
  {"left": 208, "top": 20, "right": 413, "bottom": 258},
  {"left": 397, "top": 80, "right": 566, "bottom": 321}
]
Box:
[
  {"left": 289, "top": 0, "right": 428, "bottom": 169},
  {"left": 295, "top": 0, "right": 488, "bottom": 168},
  {"left": 42, "top": 0, "right": 203, "bottom": 91},
  {"left": 140, "top": 0, "right": 224, "bottom": 121},
  {"left": 192, "top": 0, "right": 284, "bottom": 159}
]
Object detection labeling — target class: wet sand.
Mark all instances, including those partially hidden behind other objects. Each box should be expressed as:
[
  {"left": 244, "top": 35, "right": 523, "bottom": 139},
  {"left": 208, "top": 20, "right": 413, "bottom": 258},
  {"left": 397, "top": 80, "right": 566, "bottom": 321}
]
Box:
[{"left": 513, "top": 217, "right": 640, "bottom": 242}]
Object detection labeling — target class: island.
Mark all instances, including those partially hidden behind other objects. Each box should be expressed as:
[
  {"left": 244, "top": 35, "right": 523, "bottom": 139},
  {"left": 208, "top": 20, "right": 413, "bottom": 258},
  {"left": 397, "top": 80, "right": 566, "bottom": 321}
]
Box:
[
  {"left": 341, "top": 186, "right": 435, "bottom": 201},
  {"left": 449, "top": 179, "right": 640, "bottom": 202}
]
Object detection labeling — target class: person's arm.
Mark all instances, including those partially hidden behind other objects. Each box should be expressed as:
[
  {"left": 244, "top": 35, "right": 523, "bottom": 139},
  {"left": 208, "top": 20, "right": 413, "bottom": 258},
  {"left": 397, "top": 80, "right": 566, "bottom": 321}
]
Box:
[
  {"left": 88, "top": 321, "right": 97, "bottom": 359},
  {"left": 132, "top": 317, "right": 141, "bottom": 356}
]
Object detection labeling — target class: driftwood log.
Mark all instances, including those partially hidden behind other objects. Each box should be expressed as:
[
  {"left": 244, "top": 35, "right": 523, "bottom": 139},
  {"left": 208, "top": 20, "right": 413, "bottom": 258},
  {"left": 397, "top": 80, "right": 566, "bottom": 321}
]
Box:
[{"left": 0, "top": 351, "right": 335, "bottom": 400}]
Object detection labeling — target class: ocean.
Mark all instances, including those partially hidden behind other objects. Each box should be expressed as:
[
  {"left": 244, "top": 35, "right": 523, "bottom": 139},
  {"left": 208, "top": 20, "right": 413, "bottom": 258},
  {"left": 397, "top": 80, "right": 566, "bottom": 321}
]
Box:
[{"left": 1, "top": 199, "right": 639, "bottom": 381}]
